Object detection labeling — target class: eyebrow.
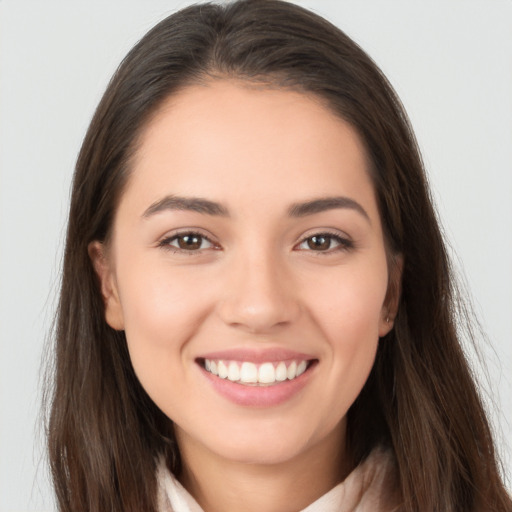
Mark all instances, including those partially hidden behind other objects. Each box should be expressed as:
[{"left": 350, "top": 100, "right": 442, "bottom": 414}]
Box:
[
  {"left": 287, "top": 196, "right": 370, "bottom": 221},
  {"left": 143, "top": 195, "right": 229, "bottom": 218},
  {"left": 142, "top": 194, "right": 370, "bottom": 222}
]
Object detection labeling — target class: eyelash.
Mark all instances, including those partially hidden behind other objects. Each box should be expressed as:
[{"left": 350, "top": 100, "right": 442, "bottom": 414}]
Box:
[
  {"left": 158, "top": 230, "right": 354, "bottom": 255},
  {"left": 296, "top": 231, "right": 354, "bottom": 254},
  {"left": 158, "top": 231, "right": 218, "bottom": 255}
]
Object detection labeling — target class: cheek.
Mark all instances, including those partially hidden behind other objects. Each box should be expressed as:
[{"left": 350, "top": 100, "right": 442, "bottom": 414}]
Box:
[
  {"left": 115, "top": 261, "right": 221, "bottom": 422},
  {"left": 309, "top": 262, "right": 388, "bottom": 339},
  {"left": 306, "top": 263, "right": 387, "bottom": 400},
  {"left": 115, "top": 259, "right": 214, "bottom": 379}
]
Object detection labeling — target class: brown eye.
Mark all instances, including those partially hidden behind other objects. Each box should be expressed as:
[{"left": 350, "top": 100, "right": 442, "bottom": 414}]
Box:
[
  {"left": 177, "top": 234, "right": 202, "bottom": 250},
  {"left": 164, "top": 233, "right": 214, "bottom": 252},
  {"left": 306, "top": 235, "right": 334, "bottom": 251},
  {"left": 297, "top": 233, "right": 353, "bottom": 253}
]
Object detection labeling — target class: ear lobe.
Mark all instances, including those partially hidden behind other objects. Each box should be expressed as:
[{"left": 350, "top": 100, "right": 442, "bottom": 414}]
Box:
[
  {"left": 379, "top": 253, "right": 403, "bottom": 337},
  {"left": 88, "top": 241, "right": 125, "bottom": 331}
]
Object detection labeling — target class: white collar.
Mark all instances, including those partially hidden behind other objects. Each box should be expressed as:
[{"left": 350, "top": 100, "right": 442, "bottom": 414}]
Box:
[{"left": 156, "top": 447, "right": 397, "bottom": 512}]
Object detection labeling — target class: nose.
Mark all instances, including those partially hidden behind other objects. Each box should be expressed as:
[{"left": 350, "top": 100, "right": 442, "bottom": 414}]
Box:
[{"left": 217, "top": 248, "right": 301, "bottom": 334}]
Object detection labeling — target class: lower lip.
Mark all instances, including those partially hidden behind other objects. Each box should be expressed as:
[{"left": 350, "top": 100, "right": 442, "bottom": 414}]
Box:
[{"left": 199, "top": 362, "right": 316, "bottom": 407}]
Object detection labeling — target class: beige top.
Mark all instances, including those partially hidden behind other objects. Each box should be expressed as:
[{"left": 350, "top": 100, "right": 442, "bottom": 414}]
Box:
[{"left": 156, "top": 447, "right": 400, "bottom": 512}]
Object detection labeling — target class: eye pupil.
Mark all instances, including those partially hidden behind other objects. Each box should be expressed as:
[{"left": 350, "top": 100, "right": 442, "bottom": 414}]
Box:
[
  {"left": 307, "top": 235, "right": 331, "bottom": 251},
  {"left": 178, "top": 234, "right": 202, "bottom": 250}
]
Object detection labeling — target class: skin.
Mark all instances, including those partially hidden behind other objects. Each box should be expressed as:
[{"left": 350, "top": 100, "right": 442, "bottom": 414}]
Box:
[{"left": 90, "top": 81, "right": 399, "bottom": 512}]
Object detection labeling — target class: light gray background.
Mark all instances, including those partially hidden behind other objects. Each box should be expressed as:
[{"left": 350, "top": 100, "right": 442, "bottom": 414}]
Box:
[{"left": 1, "top": 1, "right": 511, "bottom": 510}]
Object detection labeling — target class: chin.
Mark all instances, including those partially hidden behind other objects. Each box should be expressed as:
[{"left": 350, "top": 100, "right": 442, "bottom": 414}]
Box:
[
  {"left": 213, "top": 437, "right": 308, "bottom": 466},
  {"left": 204, "top": 416, "right": 341, "bottom": 467}
]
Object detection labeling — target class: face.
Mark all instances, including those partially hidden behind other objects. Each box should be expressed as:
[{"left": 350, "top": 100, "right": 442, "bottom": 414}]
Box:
[{"left": 91, "top": 81, "right": 397, "bottom": 471}]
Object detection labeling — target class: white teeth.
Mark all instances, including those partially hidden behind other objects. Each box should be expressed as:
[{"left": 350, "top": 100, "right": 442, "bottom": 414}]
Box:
[
  {"left": 227, "top": 361, "right": 240, "bottom": 382},
  {"left": 218, "top": 360, "right": 228, "bottom": 379},
  {"left": 258, "top": 362, "right": 275, "bottom": 384},
  {"left": 240, "top": 362, "right": 258, "bottom": 383},
  {"left": 275, "top": 362, "right": 287, "bottom": 382},
  {"left": 203, "top": 358, "right": 311, "bottom": 385},
  {"left": 296, "top": 360, "right": 307, "bottom": 377},
  {"left": 287, "top": 361, "right": 297, "bottom": 380}
]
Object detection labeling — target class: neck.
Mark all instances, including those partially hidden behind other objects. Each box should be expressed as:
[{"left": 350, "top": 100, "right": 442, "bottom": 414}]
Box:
[{"left": 175, "top": 424, "right": 350, "bottom": 512}]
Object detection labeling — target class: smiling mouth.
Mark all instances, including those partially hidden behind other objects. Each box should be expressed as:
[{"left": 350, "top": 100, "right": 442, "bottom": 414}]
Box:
[{"left": 199, "top": 358, "right": 315, "bottom": 386}]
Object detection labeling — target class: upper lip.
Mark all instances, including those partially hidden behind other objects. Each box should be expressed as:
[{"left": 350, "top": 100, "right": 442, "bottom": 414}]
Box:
[{"left": 197, "top": 348, "right": 316, "bottom": 364}]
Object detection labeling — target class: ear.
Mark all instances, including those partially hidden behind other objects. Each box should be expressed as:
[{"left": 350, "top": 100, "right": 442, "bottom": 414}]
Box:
[
  {"left": 88, "top": 241, "right": 125, "bottom": 330},
  {"left": 378, "top": 253, "right": 403, "bottom": 337}
]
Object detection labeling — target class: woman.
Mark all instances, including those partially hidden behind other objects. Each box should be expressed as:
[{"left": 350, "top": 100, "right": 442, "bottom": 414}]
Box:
[{"left": 47, "top": 1, "right": 512, "bottom": 511}]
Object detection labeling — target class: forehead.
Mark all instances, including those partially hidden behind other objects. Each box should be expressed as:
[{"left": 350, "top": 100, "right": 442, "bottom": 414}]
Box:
[{"left": 123, "top": 80, "right": 377, "bottom": 218}]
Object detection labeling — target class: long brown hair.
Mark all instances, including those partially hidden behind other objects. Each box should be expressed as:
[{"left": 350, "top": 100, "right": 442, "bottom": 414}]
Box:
[{"left": 47, "top": 1, "right": 512, "bottom": 510}]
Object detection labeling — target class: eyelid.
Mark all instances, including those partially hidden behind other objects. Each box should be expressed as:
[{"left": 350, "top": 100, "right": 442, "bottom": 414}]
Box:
[
  {"left": 295, "top": 229, "right": 354, "bottom": 253},
  {"left": 158, "top": 228, "right": 220, "bottom": 253},
  {"left": 156, "top": 227, "right": 354, "bottom": 255}
]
